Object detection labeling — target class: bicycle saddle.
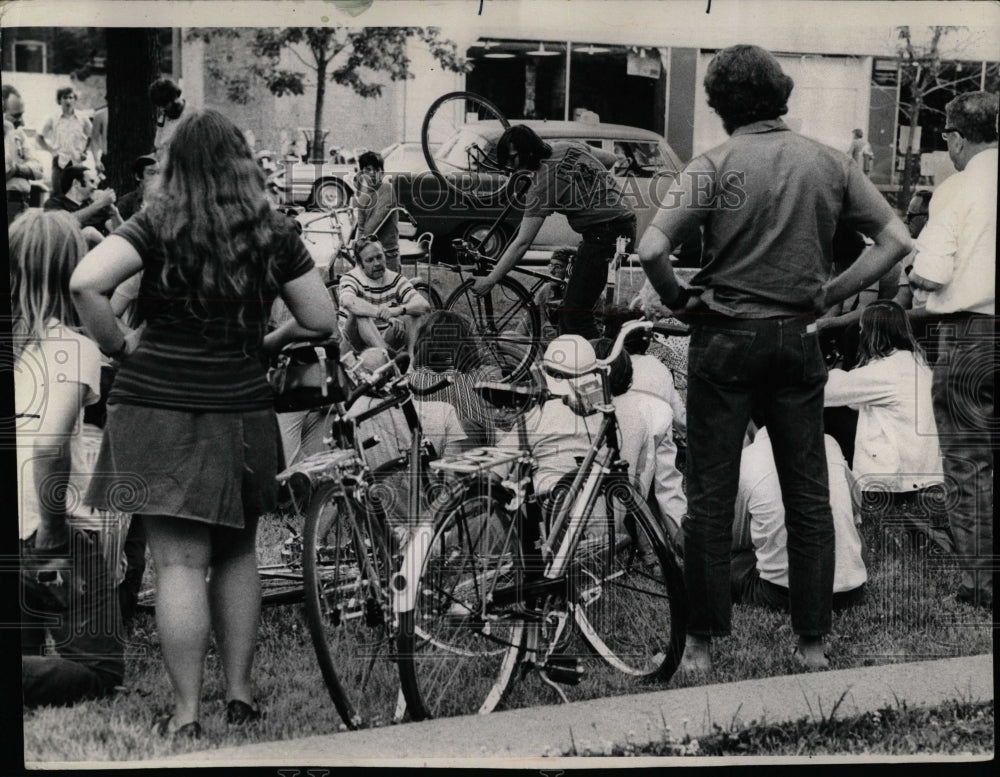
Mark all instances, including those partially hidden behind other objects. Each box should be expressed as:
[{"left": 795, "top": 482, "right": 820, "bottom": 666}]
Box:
[{"left": 473, "top": 380, "right": 546, "bottom": 411}]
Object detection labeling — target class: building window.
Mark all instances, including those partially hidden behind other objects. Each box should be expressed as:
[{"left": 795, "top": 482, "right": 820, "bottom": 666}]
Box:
[{"left": 14, "top": 40, "right": 47, "bottom": 73}]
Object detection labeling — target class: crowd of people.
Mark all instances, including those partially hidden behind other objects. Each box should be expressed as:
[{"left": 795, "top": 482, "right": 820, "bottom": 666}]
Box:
[{"left": 9, "top": 44, "right": 996, "bottom": 738}]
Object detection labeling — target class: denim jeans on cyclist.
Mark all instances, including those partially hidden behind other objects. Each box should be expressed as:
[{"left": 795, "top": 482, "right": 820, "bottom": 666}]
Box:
[
  {"left": 561, "top": 215, "right": 636, "bottom": 340},
  {"left": 685, "top": 315, "right": 834, "bottom": 638}
]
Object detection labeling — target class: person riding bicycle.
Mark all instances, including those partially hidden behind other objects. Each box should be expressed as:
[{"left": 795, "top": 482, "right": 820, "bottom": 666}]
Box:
[
  {"left": 471, "top": 125, "right": 636, "bottom": 340},
  {"left": 354, "top": 150, "right": 400, "bottom": 273},
  {"left": 338, "top": 236, "right": 430, "bottom": 355}
]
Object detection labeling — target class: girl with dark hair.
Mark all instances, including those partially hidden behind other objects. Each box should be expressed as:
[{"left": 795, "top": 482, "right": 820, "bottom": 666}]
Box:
[
  {"left": 70, "top": 108, "right": 337, "bottom": 737},
  {"left": 473, "top": 124, "right": 636, "bottom": 340},
  {"left": 823, "top": 300, "right": 943, "bottom": 498}
]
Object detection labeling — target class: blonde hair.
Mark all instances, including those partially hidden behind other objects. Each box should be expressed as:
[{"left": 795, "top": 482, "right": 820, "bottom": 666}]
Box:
[{"left": 9, "top": 210, "right": 88, "bottom": 357}]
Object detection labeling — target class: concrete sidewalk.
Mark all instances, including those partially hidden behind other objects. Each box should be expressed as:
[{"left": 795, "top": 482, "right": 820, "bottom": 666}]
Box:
[{"left": 149, "top": 653, "right": 992, "bottom": 766}]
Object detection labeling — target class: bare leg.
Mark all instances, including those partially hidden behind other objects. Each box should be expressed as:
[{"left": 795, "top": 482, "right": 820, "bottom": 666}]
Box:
[
  {"left": 679, "top": 634, "right": 712, "bottom": 674},
  {"left": 144, "top": 516, "right": 212, "bottom": 728},
  {"left": 209, "top": 515, "right": 261, "bottom": 705}
]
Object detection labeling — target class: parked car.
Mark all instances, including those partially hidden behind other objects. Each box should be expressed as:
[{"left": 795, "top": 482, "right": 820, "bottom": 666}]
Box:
[
  {"left": 390, "top": 120, "right": 686, "bottom": 262},
  {"left": 266, "top": 142, "right": 439, "bottom": 210}
]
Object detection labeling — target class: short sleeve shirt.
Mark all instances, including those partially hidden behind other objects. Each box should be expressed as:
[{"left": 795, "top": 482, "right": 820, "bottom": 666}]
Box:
[
  {"left": 108, "top": 209, "right": 315, "bottom": 411},
  {"left": 522, "top": 141, "right": 631, "bottom": 231},
  {"left": 649, "top": 119, "right": 898, "bottom": 316},
  {"left": 42, "top": 112, "right": 92, "bottom": 167}
]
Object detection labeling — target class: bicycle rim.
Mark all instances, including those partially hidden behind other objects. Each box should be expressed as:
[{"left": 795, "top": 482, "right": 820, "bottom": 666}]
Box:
[
  {"left": 421, "top": 91, "right": 512, "bottom": 203},
  {"left": 303, "top": 484, "right": 406, "bottom": 730},
  {"left": 443, "top": 277, "right": 540, "bottom": 381},
  {"left": 571, "top": 481, "right": 686, "bottom": 682},
  {"left": 397, "top": 478, "right": 525, "bottom": 720}
]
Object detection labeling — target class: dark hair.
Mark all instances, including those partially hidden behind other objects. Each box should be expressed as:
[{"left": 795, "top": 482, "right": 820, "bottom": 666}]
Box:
[
  {"left": 703, "top": 45, "right": 794, "bottom": 133},
  {"left": 550, "top": 246, "right": 576, "bottom": 266},
  {"left": 946, "top": 91, "right": 999, "bottom": 144},
  {"left": 60, "top": 165, "right": 89, "bottom": 194},
  {"left": 496, "top": 124, "right": 552, "bottom": 171},
  {"left": 591, "top": 337, "right": 633, "bottom": 396},
  {"left": 412, "top": 309, "right": 483, "bottom": 371},
  {"left": 357, "top": 150, "right": 384, "bottom": 171},
  {"left": 2, "top": 84, "right": 20, "bottom": 104},
  {"left": 601, "top": 309, "right": 652, "bottom": 356},
  {"left": 149, "top": 77, "right": 182, "bottom": 107},
  {"left": 908, "top": 190, "right": 932, "bottom": 214},
  {"left": 132, "top": 155, "right": 157, "bottom": 179},
  {"left": 857, "top": 300, "right": 923, "bottom": 367},
  {"left": 144, "top": 108, "right": 283, "bottom": 347},
  {"left": 56, "top": 87, "right": 76, "bottom": 103}
]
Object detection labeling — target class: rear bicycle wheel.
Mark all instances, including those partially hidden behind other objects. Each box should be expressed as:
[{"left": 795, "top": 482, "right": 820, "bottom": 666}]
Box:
[
  {"left": 412, "top": 279, "right": 443, "bottom": 309},
  {"left": 443, "top": 276, "right": 540, "bottom": 380},
  {"left": 396, "top": 476, "right": 524, "bottom": 720},
  {"left": 422, "top": 91, "right": 512, "bottom": 203},
  {"left": 570, "top": 479, "right": 686, "bottom": 681},
  {"left": 302, "top": 483, "right": 404, "bottom": 730}
]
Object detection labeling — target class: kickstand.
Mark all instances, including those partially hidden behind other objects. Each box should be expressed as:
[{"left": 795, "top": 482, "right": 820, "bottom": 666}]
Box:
[{"left": 538, "top": 669, "right": 570, "bottom": 704}]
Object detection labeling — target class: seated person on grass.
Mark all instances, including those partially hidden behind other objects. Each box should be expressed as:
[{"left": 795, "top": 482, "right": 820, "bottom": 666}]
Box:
[
  {"left": 534, "top": 247, "right": 574, "bottom": 341},
  {"left": 731, "top": 418, "right": 868, "bottom": 613},
  {"left": 338, "top": 236, "right": 429, "bottom": 356},
  {"left": 43, "top": 164, "right": 121, "bottom": 247}
]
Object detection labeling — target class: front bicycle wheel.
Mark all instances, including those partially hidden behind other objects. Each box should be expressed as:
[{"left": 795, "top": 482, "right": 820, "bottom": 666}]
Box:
[
  {"left": 302, "top": 483, "right": 405, "bottom": 730},
  {"left": 396, "top": 476, "right": 524, "bottom": 721},
  {"left": 444, "top": 276, "right": 540, "bottom": 380},
  {"left": 569, "top": 479, "right": 686, "bottom": 682},
  {"left": 422, "top": 91, "right": 512, "bottom": 203}
]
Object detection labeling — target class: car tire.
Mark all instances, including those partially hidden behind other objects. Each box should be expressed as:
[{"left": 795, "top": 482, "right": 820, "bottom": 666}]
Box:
[
  {"left": 460, "top": 222, "right": 509, "bottom": 260},
  {"left": 311, "top": 179, "right": 352, "bottom": 211}
]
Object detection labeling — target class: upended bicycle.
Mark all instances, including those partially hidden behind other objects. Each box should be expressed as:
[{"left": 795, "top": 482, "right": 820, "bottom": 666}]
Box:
[{"left": 392, "top": 318, "right": 687, "bottom": 720}]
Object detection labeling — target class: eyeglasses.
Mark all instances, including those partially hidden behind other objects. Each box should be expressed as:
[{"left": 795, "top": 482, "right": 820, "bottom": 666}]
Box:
[{"left": 941, "top": 127, "right": 964, "bottom": 140}]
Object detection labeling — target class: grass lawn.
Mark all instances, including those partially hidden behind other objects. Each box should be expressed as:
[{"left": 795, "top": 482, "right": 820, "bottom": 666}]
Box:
[{"left": 21, "top": 264, "right": 993, "bottom": 762}]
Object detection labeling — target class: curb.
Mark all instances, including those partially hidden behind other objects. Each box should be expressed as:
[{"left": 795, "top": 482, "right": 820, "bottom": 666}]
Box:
[{"left": 146, "top": 653, "right": 993, "bottom": 766}]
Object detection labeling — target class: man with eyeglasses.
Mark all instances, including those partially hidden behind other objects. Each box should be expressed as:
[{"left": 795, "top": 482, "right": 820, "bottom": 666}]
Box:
[
  {"left": 909, "top": 91, "right": 998, "bottom": 611},
  {"left": 338, "top": 237, "right": 430, "bottom": 355},
  {"left": 4, "top": 85, "right": 44, "bottom": 224}
]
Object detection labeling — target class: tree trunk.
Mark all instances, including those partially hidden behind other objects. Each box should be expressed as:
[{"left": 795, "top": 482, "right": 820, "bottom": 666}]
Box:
[
  {"left": 105, "top": 29, "right": 160, "bottom": 196},
  {"left": 311, "top": 59, "right": 328, "bottom": 163},
  {"left": 899, "top": 91, "right": 923, "bottom": 211}
]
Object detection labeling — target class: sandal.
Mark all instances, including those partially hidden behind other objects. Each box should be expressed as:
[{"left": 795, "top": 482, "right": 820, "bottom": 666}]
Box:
[
  {"left": 152, "top": 714, "right": 203, "bottom": 739},
  {"left": 226, "top": 699, "right": 263, "bottom": 725}
]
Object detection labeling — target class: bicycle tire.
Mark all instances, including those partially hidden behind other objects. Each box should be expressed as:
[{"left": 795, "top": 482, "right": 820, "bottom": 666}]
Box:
[
  {"left": 443, "top": 276, "right": 540, "bottom": 381},
  {"left": 303, "top": 482, "right": 405, "bottom": 730},
  {"left": 568, "top": 477, "right": 686, "bottom": 681},
  {"left": 412, "top": 279, "right": 443, "bottom": 309},
  {"left": 396, "top": 475, "right": 524, "bottom": 721},
  {"left": 421, "top": 91, "right": 512, "bottom": 204},
  {"left": 135, "top": 569, "right": 306, "bottom": 614}
]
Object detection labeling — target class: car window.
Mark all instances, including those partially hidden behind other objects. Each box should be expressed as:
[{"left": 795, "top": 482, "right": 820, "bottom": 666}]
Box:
[
  {"left": 435, "top": 127, "right": 499, "bottom": 173},
  {"left": 612, "top": 140, "right": 677, "bottom": 177}
]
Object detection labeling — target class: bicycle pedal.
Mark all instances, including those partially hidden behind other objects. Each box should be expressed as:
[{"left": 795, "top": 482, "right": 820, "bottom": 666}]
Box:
[{"left": 542, "top": 655, "right": 585, "bottom": 686}]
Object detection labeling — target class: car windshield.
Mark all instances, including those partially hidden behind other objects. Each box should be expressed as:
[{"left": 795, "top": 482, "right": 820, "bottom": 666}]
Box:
[
  {"left": 612, "top": 140, "right": 677, "bottom": 176},
  {"left": 434, "top": 125, "right": 502, "bottom": 173}
]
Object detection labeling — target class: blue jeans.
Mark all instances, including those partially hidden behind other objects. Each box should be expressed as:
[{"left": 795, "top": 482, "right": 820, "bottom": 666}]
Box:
[
  {"left": 685, "top": 315, "right": 834, "bottom": 637},
  {"left": 560, "top": 215, "right": 636, "bottom": 340},
  {"left": 932, "top": 314, "right": 996, "bottom": 605}
]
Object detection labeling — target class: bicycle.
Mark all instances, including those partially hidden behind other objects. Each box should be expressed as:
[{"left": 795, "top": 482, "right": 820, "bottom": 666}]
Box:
[
  {"left": 392, "top": 318, "right": 688, "bottom": 720},
  {"left": 280, "top": 351, "right": 479, "bottom": 730}
]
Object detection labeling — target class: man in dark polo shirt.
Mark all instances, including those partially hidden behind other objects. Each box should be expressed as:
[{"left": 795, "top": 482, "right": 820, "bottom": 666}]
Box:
[
  {"left": 44, "top": 164, "right": 121, "bottom": 245},
  {"left": 638, "top": 44, "right": 911, "bottom": 674}
]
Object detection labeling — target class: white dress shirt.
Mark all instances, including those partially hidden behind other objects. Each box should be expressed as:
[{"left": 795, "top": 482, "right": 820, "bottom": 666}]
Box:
[
  {"left": 734, "top": 429, "right": 867, "bottom": 592},
  {"left": 824, "top": 350, "right": 943, "bottom": 491},
  {"left": 911, "top": 148, "right": 997, "bottom": 315}
]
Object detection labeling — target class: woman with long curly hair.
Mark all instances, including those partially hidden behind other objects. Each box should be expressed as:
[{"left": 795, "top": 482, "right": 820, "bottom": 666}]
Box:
[
  {"left": 70, "top": 109, "right": 337, "bottom": 737},
  {"left": 824, "top": 300, "right": 943, "bottom": 499}
]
